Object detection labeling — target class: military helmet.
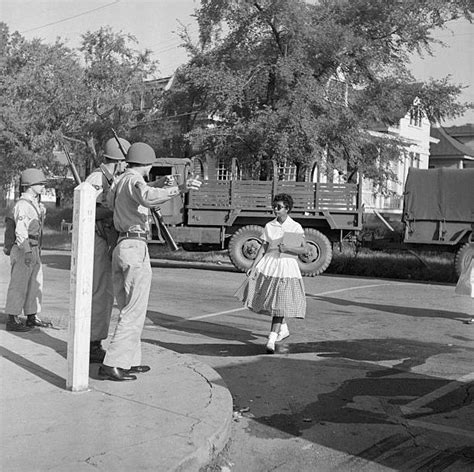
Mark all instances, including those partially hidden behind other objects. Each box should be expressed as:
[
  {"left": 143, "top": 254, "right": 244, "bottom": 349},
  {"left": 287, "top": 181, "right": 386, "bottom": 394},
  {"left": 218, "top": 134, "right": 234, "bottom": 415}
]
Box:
[
  {"left": 103, "top": 137, "right": 131, "bottom": 160},
  {"left": 20, "top": 168, "right": 47, "bottom": 187},
  {"left": 126, "top": 142, "right": 156, "bottom": 165}
]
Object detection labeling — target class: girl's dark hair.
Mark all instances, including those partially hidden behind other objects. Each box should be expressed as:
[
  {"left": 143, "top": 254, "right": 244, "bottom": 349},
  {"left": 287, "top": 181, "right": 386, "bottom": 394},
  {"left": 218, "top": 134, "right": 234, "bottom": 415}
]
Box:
[{"left": 272, "top": 193, "right": 293, "bottom": 211}]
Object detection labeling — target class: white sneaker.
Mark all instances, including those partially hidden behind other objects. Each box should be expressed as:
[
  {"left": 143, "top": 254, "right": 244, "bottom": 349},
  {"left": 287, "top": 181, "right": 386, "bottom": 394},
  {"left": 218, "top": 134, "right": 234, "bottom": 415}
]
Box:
[
  {"left": 266, "top": 332, "right": 278, "bottom": 354},
  {"left": 276, "top": 324, "right": 290, "bottom": 342}
]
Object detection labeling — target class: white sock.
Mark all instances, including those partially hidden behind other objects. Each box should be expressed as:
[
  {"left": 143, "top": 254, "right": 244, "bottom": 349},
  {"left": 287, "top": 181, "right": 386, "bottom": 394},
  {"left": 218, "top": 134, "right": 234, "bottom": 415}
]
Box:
[{"left": 268, "top": 332, "right": 278, "bottom": 343}]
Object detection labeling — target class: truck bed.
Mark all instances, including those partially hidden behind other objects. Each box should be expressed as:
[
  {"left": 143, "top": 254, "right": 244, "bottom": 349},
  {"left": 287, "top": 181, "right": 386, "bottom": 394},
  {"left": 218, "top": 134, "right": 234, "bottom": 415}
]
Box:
[{"left": 188, "top": 180, "right": 360, "bottom": 214}]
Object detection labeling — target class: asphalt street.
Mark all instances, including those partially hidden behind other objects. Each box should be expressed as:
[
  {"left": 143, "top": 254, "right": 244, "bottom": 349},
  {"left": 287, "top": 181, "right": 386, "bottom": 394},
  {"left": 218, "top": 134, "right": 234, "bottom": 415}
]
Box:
[{"left": 2, "top": 250, "right": 473, "bottom": 471}]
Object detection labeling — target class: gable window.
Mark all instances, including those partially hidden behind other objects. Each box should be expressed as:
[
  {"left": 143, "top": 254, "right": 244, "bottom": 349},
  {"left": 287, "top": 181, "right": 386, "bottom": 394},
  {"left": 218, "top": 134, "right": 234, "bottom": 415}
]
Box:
[{"left": 409, "top": 107, "right": 423, "bottom": 127}]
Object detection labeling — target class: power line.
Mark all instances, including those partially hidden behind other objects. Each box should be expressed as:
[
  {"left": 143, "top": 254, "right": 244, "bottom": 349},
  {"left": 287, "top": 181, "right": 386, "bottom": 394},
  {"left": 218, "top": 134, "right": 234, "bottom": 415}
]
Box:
[{"left": 20, "top": 0, "right": 121, "bottom": 34}]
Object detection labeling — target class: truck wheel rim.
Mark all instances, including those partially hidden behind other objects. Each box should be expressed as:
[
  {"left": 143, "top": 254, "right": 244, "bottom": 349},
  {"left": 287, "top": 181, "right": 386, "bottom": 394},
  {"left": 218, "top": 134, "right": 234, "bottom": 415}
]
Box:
[
  {"left": 300, "top": 242, "right": 320, "bottom": 263},
  {"left": 242, "top": 238, "right": 261, "bottom": 260}
]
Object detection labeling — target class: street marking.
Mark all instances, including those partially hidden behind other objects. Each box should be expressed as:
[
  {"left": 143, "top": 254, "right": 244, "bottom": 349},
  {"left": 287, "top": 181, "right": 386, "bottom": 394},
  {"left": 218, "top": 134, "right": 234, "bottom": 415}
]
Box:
[
  {"left": 306, "top": 283, "right": 396, "bottom": 298},
  {"left": 401, "top": 372, "right": 474, "bottom": 414},
  {"left": 187, "top": 307, "right": 247, "bottom": 321}
]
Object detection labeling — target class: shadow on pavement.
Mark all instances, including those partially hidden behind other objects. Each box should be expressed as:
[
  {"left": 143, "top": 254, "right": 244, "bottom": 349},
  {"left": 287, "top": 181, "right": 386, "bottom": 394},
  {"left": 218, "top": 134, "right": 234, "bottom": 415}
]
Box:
[
  {"left": 147, "top": 336, "right": 463, "bottom": 368},
  {"left": 144, "top": 335, "right": 474, "bottom": 469},
  {"left": 40, "top": 253, "right": 71, "bottom": 270},
  {"left": 0, "top": 344, "right": 65, "bottom": 389},
  {"left": 145, "top": 310, "right": 261, "bottom": 343},
  {"left": 313, "top": 295, "right": 469, "bottom": 321}
]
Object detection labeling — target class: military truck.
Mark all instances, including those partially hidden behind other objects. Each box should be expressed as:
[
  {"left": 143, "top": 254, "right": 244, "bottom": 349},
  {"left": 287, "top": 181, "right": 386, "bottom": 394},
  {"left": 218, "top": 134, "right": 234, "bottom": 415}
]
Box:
[
  {"left": 148, "top": 158, "right": 363, "bottom": 276},
  {"left": 402, "top": 167, "right": 474, "bottom": 276}
]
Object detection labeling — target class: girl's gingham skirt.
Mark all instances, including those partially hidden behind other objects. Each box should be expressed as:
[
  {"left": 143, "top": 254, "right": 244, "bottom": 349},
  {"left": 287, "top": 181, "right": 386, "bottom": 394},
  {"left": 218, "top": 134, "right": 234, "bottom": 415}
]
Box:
[{"left": 235, "top": 251, "right": 306, "bottom": 318}]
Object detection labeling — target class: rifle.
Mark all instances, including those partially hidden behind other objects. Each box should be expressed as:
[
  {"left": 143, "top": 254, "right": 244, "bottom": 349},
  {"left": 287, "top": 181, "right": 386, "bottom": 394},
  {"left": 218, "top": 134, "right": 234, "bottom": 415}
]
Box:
[
  {"left": 60, "top": 138, "right": 82, "bottom": 185},
  {"left": 110, "top": 129, "right": 179, "bottom": 251}
]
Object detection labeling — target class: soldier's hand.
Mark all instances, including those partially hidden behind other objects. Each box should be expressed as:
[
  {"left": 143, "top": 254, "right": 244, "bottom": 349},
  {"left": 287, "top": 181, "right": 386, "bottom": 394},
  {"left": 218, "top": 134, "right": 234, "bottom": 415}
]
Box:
[
  {"left": 24, "top": 252, "right": 33, "bottom": 266},
  {"left": 150, "top": 176, "right": 171, "bottom": 188},
  {"left": 165, "top": 175, "right": 178, "bottom": 186},
  {"left": 185, "top": 177, "right": 202, "bottom": 191}
]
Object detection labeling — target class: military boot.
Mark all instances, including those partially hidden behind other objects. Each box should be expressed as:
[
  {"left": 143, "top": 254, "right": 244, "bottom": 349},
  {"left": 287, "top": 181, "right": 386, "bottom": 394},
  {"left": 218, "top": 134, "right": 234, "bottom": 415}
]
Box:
[{"left": 6, "top": 315, "right": 32, "bottom": 332}]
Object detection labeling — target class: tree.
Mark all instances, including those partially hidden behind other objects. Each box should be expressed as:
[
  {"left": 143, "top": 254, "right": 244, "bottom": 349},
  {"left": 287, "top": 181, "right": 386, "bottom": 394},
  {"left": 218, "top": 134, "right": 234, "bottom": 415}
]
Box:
[
  {"left": 162, "top": 0, "right": 472, "bottom": 186},
  {"left": 0, "top": 24, "right": 157, "bottom": 194},
  {"left": 0, "top": 22, "right": 86, "bottom": 192},
  {"left": 75, "top": 26, "right": 157, "bottom": 171}
]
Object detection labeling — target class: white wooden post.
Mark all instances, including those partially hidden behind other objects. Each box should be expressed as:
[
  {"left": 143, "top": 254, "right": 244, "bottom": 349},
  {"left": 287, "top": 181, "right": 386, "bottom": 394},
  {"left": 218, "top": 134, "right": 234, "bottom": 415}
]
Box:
[{"left": 67, "top": 182, "right": 96, "bottom": 392}]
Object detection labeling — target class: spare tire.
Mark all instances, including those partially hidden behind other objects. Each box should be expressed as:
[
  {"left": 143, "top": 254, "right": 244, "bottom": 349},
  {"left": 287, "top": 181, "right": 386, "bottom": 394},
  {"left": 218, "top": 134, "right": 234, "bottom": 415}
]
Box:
[
  {"left": 298, "top": 228, "right": 332, "bottom": 276},
  {"left": 228, "top": 225, "right": 264, "bottom": 272}
]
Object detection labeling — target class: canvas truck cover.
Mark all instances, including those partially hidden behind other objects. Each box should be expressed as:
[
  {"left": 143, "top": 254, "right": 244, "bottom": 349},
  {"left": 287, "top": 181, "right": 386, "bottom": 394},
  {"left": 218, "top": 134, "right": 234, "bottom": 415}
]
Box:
[{"left": 403, "top": 168, "right": 474, "bottom": 222}]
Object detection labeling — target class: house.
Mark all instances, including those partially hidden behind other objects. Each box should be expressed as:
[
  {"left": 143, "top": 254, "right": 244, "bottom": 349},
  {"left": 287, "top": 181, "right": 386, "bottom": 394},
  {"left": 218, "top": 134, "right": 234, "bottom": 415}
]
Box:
[
  {"left": 360, "top": 98, "right": 439, "bottom": 215},
  {"left": 429, "top": 124, "right": 474, "bottom": 169}
]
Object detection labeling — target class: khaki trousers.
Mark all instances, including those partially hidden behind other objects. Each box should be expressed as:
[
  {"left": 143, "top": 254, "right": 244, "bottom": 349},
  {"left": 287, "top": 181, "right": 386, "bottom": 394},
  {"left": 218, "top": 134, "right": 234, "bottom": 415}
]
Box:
[
  {"left": 5, "top": 245, "right": 43, "bottom": 316},
  {"left": 104, "top": 239, "right": 152, "bottom": 369},
  {"left": 90, "top": 235, "right": 114, "bottom": 342}
]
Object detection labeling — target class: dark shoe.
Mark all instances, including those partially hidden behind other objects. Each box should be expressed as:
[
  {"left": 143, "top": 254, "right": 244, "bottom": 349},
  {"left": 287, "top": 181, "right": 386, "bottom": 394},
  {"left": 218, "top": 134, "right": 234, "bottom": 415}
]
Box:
[
  {"left": 25, "top": 315, "right": 52, "bottom": 328},
  {"left": 127, "top": 365, "right": 151, "bottom": 374},
  {"left": 89, "top": 343, "right": 106, "bottom": 363},
  {"left": 98, "top": 365, "right": 137, "bottom": 381},
  {"left": 6, "top": 319, "right": 32, "bottom": 332}
]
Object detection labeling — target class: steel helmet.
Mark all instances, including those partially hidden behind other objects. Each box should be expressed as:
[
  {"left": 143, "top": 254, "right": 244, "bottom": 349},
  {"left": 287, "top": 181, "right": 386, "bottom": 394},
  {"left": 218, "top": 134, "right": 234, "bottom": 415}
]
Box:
[
  {"left": 103, "top": 137, "right": 131, "bottom": 160},
  {"left": 126, "top": 142, "right": 156, "bottom": 165},
  {"left": 20, "top": 168, "right": 47, "bottom": 187}
]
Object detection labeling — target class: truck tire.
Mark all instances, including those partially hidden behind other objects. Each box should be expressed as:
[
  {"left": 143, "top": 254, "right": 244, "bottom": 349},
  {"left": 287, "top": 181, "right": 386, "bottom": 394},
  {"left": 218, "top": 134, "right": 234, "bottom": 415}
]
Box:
[
  {"left": 455, "top": 242, "right": 474, "bottom": 277},
  {"left": 298, "top": 228, "right": 332, "bottom": 276},
  {"left": 229, "top": 225, "right": 264, "bottom": 272}
]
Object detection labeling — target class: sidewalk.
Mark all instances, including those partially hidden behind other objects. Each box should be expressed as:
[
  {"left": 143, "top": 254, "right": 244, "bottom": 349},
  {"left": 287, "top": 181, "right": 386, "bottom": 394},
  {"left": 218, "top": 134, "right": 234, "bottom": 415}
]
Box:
[{"left": 0, "top": 325, "right": 233, "bottom": 472}]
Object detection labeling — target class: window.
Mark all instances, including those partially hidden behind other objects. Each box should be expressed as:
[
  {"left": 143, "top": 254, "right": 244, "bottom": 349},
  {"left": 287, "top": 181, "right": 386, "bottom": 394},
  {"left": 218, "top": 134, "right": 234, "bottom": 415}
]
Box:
[
  {"left": 409, "top": 152, "right": 420, "bottom": 168},
  {"left": 217, "top": 160, "right": 232, "bottom": 181},
  {"left": 277, "top": 160, "right": 297, "bottom": 181}
]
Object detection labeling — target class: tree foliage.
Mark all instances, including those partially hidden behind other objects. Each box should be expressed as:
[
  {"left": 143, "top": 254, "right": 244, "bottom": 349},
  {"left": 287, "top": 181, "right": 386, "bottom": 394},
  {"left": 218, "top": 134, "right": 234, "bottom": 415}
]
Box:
[
  {"left": 0, "top": 23, "right": 157, "bottom": 193},
  {"left": 163, "top": 0, "right": 473, "bottom": 185}
]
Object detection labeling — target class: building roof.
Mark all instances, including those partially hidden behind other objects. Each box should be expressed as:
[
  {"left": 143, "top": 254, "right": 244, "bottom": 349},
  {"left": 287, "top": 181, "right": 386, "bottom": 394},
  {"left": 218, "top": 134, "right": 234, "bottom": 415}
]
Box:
[
  {"left": 442, "top": 123, "right": 474, "bottom": 138},
  {"left": 429, "top": 126, "right": 474, "bottom": 159}
]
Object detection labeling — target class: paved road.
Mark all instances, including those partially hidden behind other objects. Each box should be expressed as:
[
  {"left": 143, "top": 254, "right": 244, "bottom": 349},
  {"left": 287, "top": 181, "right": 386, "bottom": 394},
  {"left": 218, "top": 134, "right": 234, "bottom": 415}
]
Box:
[{"left": 2, "top": 250, "right": 473, "bottom": 471}]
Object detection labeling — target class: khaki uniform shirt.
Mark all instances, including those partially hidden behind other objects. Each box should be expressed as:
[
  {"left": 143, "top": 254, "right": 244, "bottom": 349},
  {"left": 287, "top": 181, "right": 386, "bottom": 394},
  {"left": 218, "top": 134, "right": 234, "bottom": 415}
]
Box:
[
  {"left": 108, "top": 168, "right": 180, "bottom": 234},
  {"left": 14, "top": 193, "right": 45, "bottom": 252}
]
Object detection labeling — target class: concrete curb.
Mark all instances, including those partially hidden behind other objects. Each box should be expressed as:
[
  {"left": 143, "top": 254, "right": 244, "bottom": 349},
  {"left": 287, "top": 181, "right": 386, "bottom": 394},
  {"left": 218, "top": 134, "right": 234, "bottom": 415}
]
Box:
[{"left": 172, "top": 356, "right": 233, "bottom": 472}]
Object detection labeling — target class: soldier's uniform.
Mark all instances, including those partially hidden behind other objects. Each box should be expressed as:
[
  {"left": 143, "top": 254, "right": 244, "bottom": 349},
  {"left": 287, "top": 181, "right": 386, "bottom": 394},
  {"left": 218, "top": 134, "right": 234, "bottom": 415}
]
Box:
[
  {"left": 99, "top": 143, "right": 184, "bottom": 380},
  {"left": 85, "top": 138, "right": 130, "bottom": 363},
  {"left": 5, "top": 169, "right": 48, "bottom": 331}
]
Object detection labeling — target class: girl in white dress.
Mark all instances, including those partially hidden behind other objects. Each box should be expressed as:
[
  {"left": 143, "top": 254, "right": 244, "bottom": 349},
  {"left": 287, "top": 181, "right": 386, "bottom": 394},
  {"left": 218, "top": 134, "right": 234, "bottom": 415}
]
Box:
[{"left": 237, "top": 193, "right": 307, "bottom": 353}]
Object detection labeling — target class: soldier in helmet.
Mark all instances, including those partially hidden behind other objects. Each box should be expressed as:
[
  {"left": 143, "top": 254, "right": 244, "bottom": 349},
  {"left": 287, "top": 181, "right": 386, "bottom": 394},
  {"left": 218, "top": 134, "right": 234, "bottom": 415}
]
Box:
[
  {"left": 5, "top": 168, "right": 49, "bottom": 331},
  {"left": 85, "top": 137, "right": 130, "bottom": 363},
  {"left": 98, "top": 142, "right": 201, "bottom": 381}
]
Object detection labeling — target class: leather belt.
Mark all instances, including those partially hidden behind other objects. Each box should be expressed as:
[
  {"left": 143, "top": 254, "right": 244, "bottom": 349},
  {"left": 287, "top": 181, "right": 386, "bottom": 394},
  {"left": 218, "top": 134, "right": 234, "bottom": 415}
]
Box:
[
  {"left": 119, "top": 231, "right": 148, "bottom": 241},
  {"left": 28, "top": 235, "right": 40, "bottom": 241}
]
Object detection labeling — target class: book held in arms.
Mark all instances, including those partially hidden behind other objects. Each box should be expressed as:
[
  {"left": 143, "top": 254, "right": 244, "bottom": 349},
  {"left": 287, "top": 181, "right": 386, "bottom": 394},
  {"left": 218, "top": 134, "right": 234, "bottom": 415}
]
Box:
[{"left": 282, "top": 232, "right": 304, "bottom": 248}]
